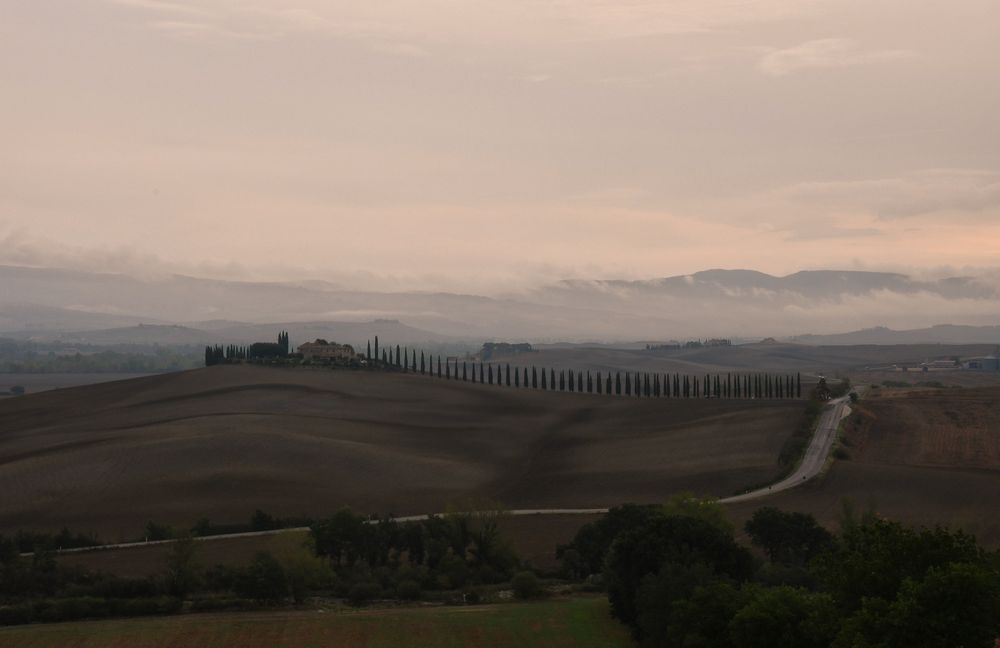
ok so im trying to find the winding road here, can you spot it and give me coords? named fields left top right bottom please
left=28, top=394, right=855, bottom=556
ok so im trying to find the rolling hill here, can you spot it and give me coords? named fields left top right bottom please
left=500, top=342, right=1000, bottom=374
left=726, top=385, right=1000, bottom=545
left=0, top=365, right=801, bottom=539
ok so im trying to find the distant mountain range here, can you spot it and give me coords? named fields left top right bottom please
left=1, top=320, right=454, bottom=349
left=1, top=265, right=997, bottom=343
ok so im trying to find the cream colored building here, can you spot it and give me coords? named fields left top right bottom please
left=297, top=339, right=356, bottom=362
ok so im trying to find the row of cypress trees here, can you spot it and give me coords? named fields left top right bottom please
left=205, top=331, right=291, bottom=366
left=366, top=337, right=802, bottom=399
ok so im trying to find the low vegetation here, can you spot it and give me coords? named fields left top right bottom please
left=0, top=597, right=631, bottom=648
left=0, top=504, right=528, bottom=627
left=0, top=339, right=200, bottom=373
left=558, top=497, right=1000, bottom=647
left=3, top=495, right=998, bottom=647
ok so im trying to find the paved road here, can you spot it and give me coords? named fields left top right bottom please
left=28, top=395, right=855, bottom=556
left=720, top=394, right=852, bottom=504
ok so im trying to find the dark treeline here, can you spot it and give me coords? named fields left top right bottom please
left=0, top=504, right=528, bottom=626
left=204, top=331, right=806, bottom=401
left=558, top=497, right=1000, bottom=648
left=205, top=331, right=290, bottom=366
left=371, top=337, right=804, bottom=400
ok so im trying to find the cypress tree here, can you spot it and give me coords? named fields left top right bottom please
left=606, top=373, right=612, bottom=394
left=560, top=371, right=566, bottom=391
left=420, top=351, right=425, bottom=375
left=446, top=359, right=451, bottom=380
left=567, top=370, right=574, bottom=392
left=615, top=372, right=622, bottom=395
left=367, top=340, right=371, bottom=361
left=396, top=345, right=401, bottom=368
left=488, top=364, right=493, bottom=385
left=532, top=367, right=538, bottom=388
left=797, top=373, right=802, bottom=398
left=515, top=365, right=520, bottom=387
left=463, top=362, right=468, bottom=381
left=437, top=356, right=442, bottom=378
left=524, top=367, right=529, bottom=388
left=588, top=371, right=594, bottom=393
left=413, top=353, right=417, bottom=373
left=374, top=335, right=379, bottom=361
left=550, top=368, right=556, bottom=390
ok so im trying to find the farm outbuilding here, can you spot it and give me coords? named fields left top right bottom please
left=962, top=356, right=1000, bottom=371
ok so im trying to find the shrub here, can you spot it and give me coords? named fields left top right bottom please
left=397, top=580, right=422, bottom=600
left=347, top=582, right=381, bottom=606
left=0, top=604, right=33, bottom=626
left=190, top=597, right=257, bottom=613
left=511, top=571, right=542, bottom=599
left=234, top=552, right=287, bottom=604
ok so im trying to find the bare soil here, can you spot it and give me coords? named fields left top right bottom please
left=0, top=365, right=800, bottom=540
left=727, top=386, right=1000, bottom=546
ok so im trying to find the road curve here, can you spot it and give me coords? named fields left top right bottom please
left=720, top=394, right=852, bottom=504
left=27, top=395, right=854, bottom=557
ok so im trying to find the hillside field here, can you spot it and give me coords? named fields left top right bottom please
left=0, top=597, right=630, bottom=648
left=0, top=365, right=801, bottom=539
left=503, top=342, right=1000, bottom=375
left=727, top=386, right=1000, bottom=545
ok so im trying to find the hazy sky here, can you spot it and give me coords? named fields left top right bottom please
left=2, top=0, right=999, bottom=291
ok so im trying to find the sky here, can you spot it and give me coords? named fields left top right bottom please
left=2, top=0, right=999, bottom=292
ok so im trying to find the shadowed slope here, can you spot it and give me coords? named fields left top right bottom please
left=0, top=365, right=800, bottom=538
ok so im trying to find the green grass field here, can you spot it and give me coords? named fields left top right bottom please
left=0, top=597, right=632, bottom=648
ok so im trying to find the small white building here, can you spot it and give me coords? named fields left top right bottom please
left=920, top=359, right=958, bottom=371
left=297, top=339, right=356, bottom=362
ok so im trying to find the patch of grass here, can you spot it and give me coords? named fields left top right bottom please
left=0, top=597, right=631, bottom=648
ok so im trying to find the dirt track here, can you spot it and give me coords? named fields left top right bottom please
left=0, top=365, right=800, bottom=539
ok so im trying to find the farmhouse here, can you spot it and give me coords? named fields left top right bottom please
left=962, top=356, right=1000, bottom=371
left=920, top=359, right=958, bottom=371
left=297, top=339, right=356, bottom=362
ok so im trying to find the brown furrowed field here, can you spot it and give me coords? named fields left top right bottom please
left=0, top=597, right=632, bottom=648
left=0, top=365, right=800, bottom=540
left=727, top=386, right=1000, bottom=545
